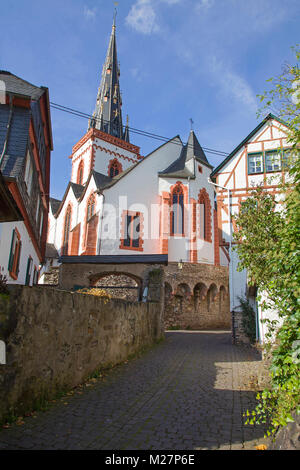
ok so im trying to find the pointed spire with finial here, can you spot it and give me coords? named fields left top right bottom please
left=89, top=6, right=129, bottom=142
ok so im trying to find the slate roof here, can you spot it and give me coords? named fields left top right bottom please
left=70, top=182, right=85, bottom=199
left=49, top=197, right=61, bottom=215
left=186, top=130, right=211, bottom=167
left=0, top=71, right=45, bottom=100
left=59, top=254, right=168, bottom=265
left=0, top=106, right=31, bottom=178
left=45, top=243, right=59, bottom=259
left=92, top=171, right=113, bottom=190
left=159, top=130, right=212, bottom=178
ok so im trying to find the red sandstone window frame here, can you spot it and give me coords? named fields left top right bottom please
left=62, top=205, right=72, bottom=255
left=119, top=210, right=144, bottom=252
left=108, top=158, right=122, bottom=178
left=198, top=188, right=212, bottom=243
left=77, top=160, right=84, bottom=185
left=170, top=182, right=185, bottom=237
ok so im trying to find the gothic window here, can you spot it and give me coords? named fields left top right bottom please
left=86, top=195, right=95, bottom=222
left=108, top=158, right=122, bottom=178
left=171, top=183, right=185, bottom=235
left=120, top=211, right=143, bottom=251
left=62, top=205, right=72, bottom=255
left=77, top=161, right=84, bottom=185
left=198, top=188, right=212, bottom=243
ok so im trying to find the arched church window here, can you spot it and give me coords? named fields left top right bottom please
left=87, top=194, right=96, bottom=221
left=77, top=161, right=84, bottom=185
left=198, top=188, right=212, bottom=243
left=108, top=158, right=122, bottom=178
left=62, top=205, right=72, bottom=255
left=171, top=182, right=185, bottom=235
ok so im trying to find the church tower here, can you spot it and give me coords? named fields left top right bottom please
left=69, top=16, right=141, bottom=187
left=88, top=15, right=130, bottom=142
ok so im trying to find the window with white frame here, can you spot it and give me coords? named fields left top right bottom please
left=248, top=153, right=263, bottom=174
left=265, top=150, right=281, bottom=172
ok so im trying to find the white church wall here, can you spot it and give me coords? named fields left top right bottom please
left=99, top=138, right=183, bottom=256
left=54, top=187, right=79, bottom=255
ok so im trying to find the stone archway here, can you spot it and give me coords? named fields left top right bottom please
left=193, top=282, right=208, bottom=315
left=207, top=283, right=218, bottom=312
left=90, top=272, right=142, bottom=301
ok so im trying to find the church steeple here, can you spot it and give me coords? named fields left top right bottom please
left=89, top=14, right=128, bottom=141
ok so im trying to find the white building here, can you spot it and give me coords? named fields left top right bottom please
left=211, top=114, right=294, bottom=343
left=45, top=19, right=223, bottom=279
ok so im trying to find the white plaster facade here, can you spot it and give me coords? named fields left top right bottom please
left=212, top=114, right=293, bottom=343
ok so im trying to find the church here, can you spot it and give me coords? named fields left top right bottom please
left=46, top=18, right=225, bottom=268
left=43, top=16, right=231, bottom=331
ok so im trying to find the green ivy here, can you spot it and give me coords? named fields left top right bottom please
left=235, top=45, right=300, bottom=439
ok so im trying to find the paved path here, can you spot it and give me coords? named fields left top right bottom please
left=0, top=331, right=267, bottom=450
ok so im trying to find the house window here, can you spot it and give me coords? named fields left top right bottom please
left=8, top=228, right=22, bottom=280
left=25, top=257, right=33, bottom=286
left=248, top=153, right=263, bottom=174
left=120, top=211, right=143, bottom=250
left=265, top=150, right=281, bottom=172
left=282, top=148, right=298, bottom=169
left=24, top=150, right=33, bottom=194
left=108, top=158, right=122, bottom=178
left=171, top=183, right=184, bottom=235
left=77, top=161, right=84, bottom=185
left=39, top=210, right=44, bottom=237
left=62, top=205, right=72, bottom=255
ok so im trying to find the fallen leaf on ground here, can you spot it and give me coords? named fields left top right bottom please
left=255, top=444, right=267, bottom=450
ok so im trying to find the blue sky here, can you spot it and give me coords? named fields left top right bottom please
left=1, top=0, right=299, bottom=199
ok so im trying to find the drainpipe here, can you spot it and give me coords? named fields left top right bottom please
left=207, top=178, right=234, bottom=312
left=96, top=190, right=105, bottom=255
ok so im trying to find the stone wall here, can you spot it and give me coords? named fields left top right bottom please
left=163, top=262, right=230, bottom=330
left=0, top=286, right=163, bottom=423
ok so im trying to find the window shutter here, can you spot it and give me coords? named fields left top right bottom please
left=16, top=241, right=22, bottom=276
left=25, top=257, right=32, bottom=286
left=8, top=230, right=16, bottom=272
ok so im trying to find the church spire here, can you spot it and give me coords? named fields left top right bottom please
left=89, top=14, right=128, bottom=141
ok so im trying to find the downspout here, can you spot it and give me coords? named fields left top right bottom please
left=0, top=94, right=14, bottom=166
left=96, top=190, right=105, bottom=255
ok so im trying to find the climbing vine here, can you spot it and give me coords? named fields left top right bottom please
left=233, top=46, right=300, bottom=438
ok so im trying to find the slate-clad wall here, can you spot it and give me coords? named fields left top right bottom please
left=0, top=286, right=163, bottom=423
left=0, top=105, right=30, bottom=178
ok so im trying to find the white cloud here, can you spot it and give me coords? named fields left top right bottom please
left=161, top=0, right=182, bottom=4
left=210, top=56, right=257, bottom=112
left=125, top=0, right=182, bottom=35
left=126, top=0, right=159, bottom=35
left=195, top=0, right=214, bottom=12
left=84, top=6, right=96, bottom=21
